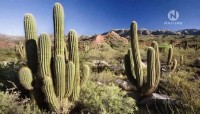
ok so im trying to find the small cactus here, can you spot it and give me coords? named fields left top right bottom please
left=81, top=64, right=90, bottom=87
left=167, top=47, right=173, bottom=66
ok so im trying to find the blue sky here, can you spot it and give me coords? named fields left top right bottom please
left=0, top=0, right=200, bottom=36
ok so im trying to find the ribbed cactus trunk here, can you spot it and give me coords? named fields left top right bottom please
left=68, top=30, right=80, bottom=101
left=24, top=14, right=38, bottom=74
left=54, top=55, right=66, bottom=100
left=38, top=33, right=59, bottom=111
left=53, top=3, right=65, bottom=56
left=130, top=21, right=143, bottom=89
left=53, top=3, right=66, bottom=99
left=144, top=47, right=155, bottom=95
left=151, top=41, right=160, bottom=88
left=65, top=61, right=75, bottom=97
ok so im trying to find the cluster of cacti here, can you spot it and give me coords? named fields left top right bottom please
left=166, top=47, right=177, bottom=72
left=124, top=21, right=160, bottom=96
left=18, top=3, right=89, bottom=112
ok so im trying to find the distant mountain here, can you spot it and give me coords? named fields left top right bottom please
left=102, top=29, right=200, bottom=37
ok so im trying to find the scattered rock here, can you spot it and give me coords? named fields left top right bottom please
left=115, top=79, right=135, bottom=91
left=92, top=60, right=111, bottom=67
left=139, top=93, right=176, bottom=106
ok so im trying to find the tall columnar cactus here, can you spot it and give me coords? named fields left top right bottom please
left=130, top=21, right=143, bottom=89
left=167, top=47, right=173, bottom=66
left=124, top=21, right=160, bottom=96
left=18, top=3, right=90, bottom=112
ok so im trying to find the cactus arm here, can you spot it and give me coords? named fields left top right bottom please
left=65, top=61, right=75, bottom=97
left=18, top=67, right=33, bottom=90
left=124, top=48, right=137, bottom=85
left=24, top=14, right=38, bottom=74
left=151, top=41, right=160, bottom=88
left=68, top=30, right=80, bottom=101
left=143, top=47, right=156, bottom=95
left=42, top=76, right=60, bottom=112
left=130, top=21, right=143, bottom=89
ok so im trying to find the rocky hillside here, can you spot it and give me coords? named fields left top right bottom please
left=0, top=33, right=23, bottom=48
left=102, top=29, right=200, bottom=37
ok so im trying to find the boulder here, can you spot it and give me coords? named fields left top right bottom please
left=139, top=93, right=175, bottom=106
left=115, top=79, right=135, bottom=91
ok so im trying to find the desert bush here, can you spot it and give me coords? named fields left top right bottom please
left=0, top=61, right=22, bottom=91
left=0, top=90, right=41, bottom=114
left=159, top=70, right=200, bottom=113
left=91, top=70, right=117, bottom=84
left=84, top=43, right=117, bottom=61
left=0, top=48, right=17, bottom=61
left=79, top=81, right=138, bottom=114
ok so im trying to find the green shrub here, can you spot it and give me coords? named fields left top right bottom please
left=79, top=81, right=138, bottom=114
left=0, top=90, right=41, bottom=114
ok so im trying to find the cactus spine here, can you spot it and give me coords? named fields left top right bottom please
left=124, top=21, right=160, bottom=95
left=18, top=3, right=89, bottom=112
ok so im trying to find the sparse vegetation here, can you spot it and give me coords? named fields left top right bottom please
left=0, top=2, right=200, bottom=114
